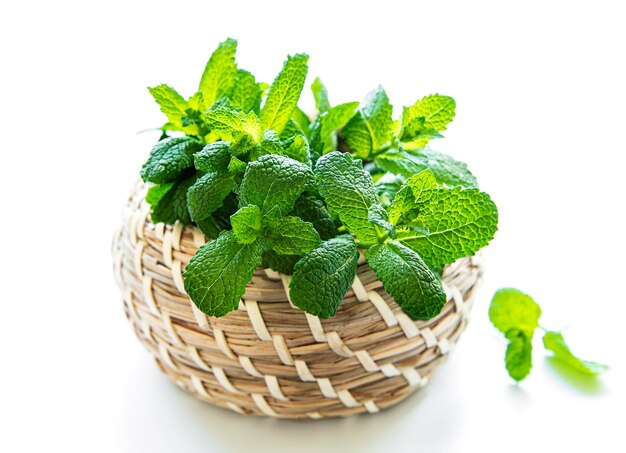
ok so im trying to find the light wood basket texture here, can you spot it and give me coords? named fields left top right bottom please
left=112, top=184, right=484, bottom=419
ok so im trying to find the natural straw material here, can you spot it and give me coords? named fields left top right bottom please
left=112, top=183, right=484, bottom=419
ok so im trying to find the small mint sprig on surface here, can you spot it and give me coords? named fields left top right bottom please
left=489, top=288, right=609, bottom=382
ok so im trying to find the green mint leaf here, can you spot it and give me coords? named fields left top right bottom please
left=388, top=169, right=438, bottom=226
left=264, top=216, right=321, bottom=255
left=228, top=156, right=247, bottom=174
left=410, top=148, right=477, bottom=188
left=366, top=240, right=446, bottom=319
left=314, top=151, right=379, bottom=245
left=280, top=118, right=304, bottom=140
left=321, top=102, right=360, bottom=140
left=146, top=182, right=174, bottom=207
left=261, top=250, right=300, bottom=275
left=376, top=148, right=477, bottom=189
left=230, top=69, right=262, bottom=113
left=289, top=236, right=359, bottom=318
left=543, top=331, right=609, bottom=376
left=187, top=91, right=206, bottom=112
left=400, top=94, right=455, bottom=149
left=282, top=134, right=311, bottom=165
left=199, top=38, right=238, bottom=106
left=288, top=107, right=311, bottom=138
left=310, top=102, right=360, bottom=158
left=505, top=328, right=533, bottom=381
left=203, top=107, right=261, bottom=142
left=311, top=77, right=330, bottom=113
left=239, top=154, right=312, bottom=216
left=231, top=205, right=262, bottom=244
left=342, top=86, right=393, bottom=159
left=258, top=130, right=284, bottom=156
left=399, top=115, right=443, bottom=143
left=230, top=134, right=257, bottom=157
left=489, top=288, right=542, bottom=335
left=187, top=172, right=236, bottom=222
left=193, top=141, right=231, bottom=173
left=148, top=84, right=190, bottom=130
left=141, top=137, right=202, bottom=184
left=403, top=94, right=456, bottom=132
left=195, top=216, right=223, bottom=239
left=396, top=186, right=499, bottom=267
left=375, top=151, right=426, bottom=179
left=184, top=230, right=262, bottom=317
left=368, top=204, right=395, bottom=239
left=291, top=193, right=337, bottom=240
left=261, top=53, right=309, bottom=133
left=375, top=172, right=405, bottom=206
left=149, top=172, right=199, bottom=225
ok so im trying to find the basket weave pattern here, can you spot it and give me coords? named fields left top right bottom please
left=112, top=184, right=484, bottom=419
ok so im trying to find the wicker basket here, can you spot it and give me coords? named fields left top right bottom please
left=112, top=183, right=484, bottom=419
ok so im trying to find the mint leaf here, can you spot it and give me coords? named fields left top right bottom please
left=410, top=148, right=477, bottom=188
left=193, top=141, right=231, bottom=173
left=291, top=193, right=337, bottom=240
left=282, top=134, right=311, bottom=164
left=146, top=182, right=174, bottom=207
left=261, top=53, right=309, bottom=134
left=400, top=94, right=455, bottom=149
left=342, top=86, right=393, bottom=159
left=311, top=77, right=330, bottom=113
left=489, top=288, right=542, bottom=335
left=367, top=240, right=446, bottom=319
left=203, top=107, right=261, bottom=142
left=149, top=172, right=199, bottom=225
left=376, top=148, right=477, bottom=188
left=375, top=172, right=405, bottom=206
left=184, top=230, right=262, bottom=317
left=239, top=154, right=311, bottom=216
left=148, top=84, right=189, bottom=129
left=258, top=130, right=284, bottom=156
left=543, top=331, right=609, bottom=376
left=396, top=184, right=499, bottom=267
left=230, top=69, right=262, bottom=113
left=187, top=172, right=236, bottom=222
left=311, top=102, right=360, bottom=157
left=199, top=38, right=238, bottom=106
left=264, top=216, right=321, bottom=255
left=141, top=137, right=202, bottom=184
left=262, top=250, right=300, bottom=275
left=314, top=151, right=379, bottom=245
left=404, top=94, right=456, bottom=132
left=368, top=204, right=395, bottom=239
left=228, top=155, right=247, bottom=174
left=399, top=115, right=443, bottom=143
left=187, top=91, right=205, bottom=112
left=505, top=329, right=533, bottom=381
left=231, top=205, right=262, bottom=244
left=388, top=169, right=438, bottom=226
left=290, top=236, right=359, bottom=318
left=195, top=216, right=223, bottom=239
left=289, top=107, right=312, bottom=137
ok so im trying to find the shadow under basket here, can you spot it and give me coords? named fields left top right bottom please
left=112, top=183, right=484, bottom=419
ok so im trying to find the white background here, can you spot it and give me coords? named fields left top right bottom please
left=1, top=1, right=625, bottom=452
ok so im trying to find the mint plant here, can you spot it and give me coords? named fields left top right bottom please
left=140, top=38, right=499, bottom=320
left=490, top=288, right=609, bottom=381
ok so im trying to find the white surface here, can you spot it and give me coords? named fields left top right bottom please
left=1, top=1, right=625, bottom=452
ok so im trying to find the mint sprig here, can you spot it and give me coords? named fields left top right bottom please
left=490, top=288, right=609, bottom=382
left=141, top=38, right=499, bottom=320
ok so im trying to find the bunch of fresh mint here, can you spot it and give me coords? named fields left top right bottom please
left=490, top=288, right=609, bottom=381
left=140, top=38, right=499, bottom=320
